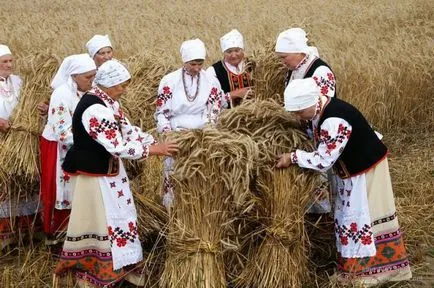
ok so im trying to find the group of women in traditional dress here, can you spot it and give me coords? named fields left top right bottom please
left=0, top=27, right=411, bottom=287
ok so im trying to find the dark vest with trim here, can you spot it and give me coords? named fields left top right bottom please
left=285, top=57, right=337, bottom=98
left=317, top=97, right=387, bottom=178
left=212, top=60, right=253, bottom=107
left=62, top=93, right=119, bottom=176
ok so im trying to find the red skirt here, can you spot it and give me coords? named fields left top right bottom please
left=39, top=136, right=70, bottom=236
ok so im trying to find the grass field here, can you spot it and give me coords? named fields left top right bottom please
left=1, top=0, right=433, bottom=287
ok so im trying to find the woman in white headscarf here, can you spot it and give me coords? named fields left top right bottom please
left=0, top=44, right=40, bottom=250
left=276, top=78, right=412, bottom=286
left=39, top=54, right=97, bottom=244
left=86, top=34, right=114, bottom=68
left=206, top=29, right=254, bottom=108
left=155, top=38, right=225, bottom=207
left=276, top=28, right=338, bottom=213
left=275, top=27, right=337, bottom=97
left=55, top=60, right=178, bottom=287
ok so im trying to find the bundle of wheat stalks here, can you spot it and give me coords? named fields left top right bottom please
left=0, top=53, right=60, bottom=183
left=120, top=53, right=173, bottom=181
left=160, top=127, right=259, bottom=288
left=217, top=100, right=318, bottom=287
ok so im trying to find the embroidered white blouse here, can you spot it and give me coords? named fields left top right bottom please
left=79, top=87, right=156, bottom=270
left=155, top=68, right=225, bottom=133
left=0, top=74, right=21, bottom=119
left=291, top=98, right=376, bottom=258
left=41, top=79, right=83, bottom=209
left=287, top=51, right=336, bottom=97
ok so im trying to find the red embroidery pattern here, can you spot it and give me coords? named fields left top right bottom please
left=157, top=86, right=172, bottom=107
left=313, top=73, right=336, bottom=96
left=335, top=220, right=373, bottom=246
left=290, top=152, right=298, bottom=164
left=207, top=87, right=222, bottom=115
left=319, top=124, right=351, bottom=155
left=88, top=116, right=119, bottom=144
left=107, top=222, right=139, bottom=248
left=94, top=87, right=115, bottom=105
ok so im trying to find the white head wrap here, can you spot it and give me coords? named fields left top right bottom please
left=86, top=35, right=113, bottom=58
left=220, top=29, right=244, bottom=52
left=284, top=78, right=320, bottom=111
left=0, top=45, right=12, bottom=57
left=275, top=28, right=309, bottom=54
left=51, top=54, right=97, bottom=90
left=94, top=59, right=131, bottom=88
left=180, top=39, right=206, bottom=63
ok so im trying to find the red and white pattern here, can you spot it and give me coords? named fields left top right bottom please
left=42, top=81, right=82, bottom=209
left=79, top=87, right=155, bottom=269
left=287, top=51, right=336, bottom=98
left=155, top=68, right=224, bottom=133
left=83, top=87, right=155, bottom=160
left=156, top=68, right=225, bottom=208
left=292, top=99, right=376, bottom=257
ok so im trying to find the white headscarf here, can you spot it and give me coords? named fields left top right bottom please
left=51, top=54, right=96, bottom=90
left=0, top=45, right=12, bottom=57
left=94, top=59, right=131, bottom=88
left=220, top=29, right=244, bottom=52
left=86, top=35, right=113, bottom=58
left=275, top=27, right=309, bottom=54
left=284, top=78, right=320, bottom=111
left=180, top=39, right=206, bottom=63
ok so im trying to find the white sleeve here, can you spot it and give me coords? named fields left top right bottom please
left=82, top=104, right=154, bottom=160
left=47, top=92, right=74, bottom=148
left=292, top=117, right=352, bottom=172
left=312, top=66, right=337, bottom=97
left=206, top=66, right=230, bottom=108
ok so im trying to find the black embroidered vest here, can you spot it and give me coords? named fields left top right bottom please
left=317, top=97, right=387, bottom=178
left=212, top=60, right=253, bottom=107
left=62, top=93, right=119, bottom=176
left=285, top=57, right=338, bottom=98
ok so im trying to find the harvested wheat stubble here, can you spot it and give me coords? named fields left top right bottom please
left=159, top=127, right=259, bottom=288
left=217, top=100, right=318, bottom=287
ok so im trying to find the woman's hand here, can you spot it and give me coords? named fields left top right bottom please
left=149, top=140, right=179, bottom=157
left=0, top=118, right=10, bottom=132
left=37, top=101, right=49, bottom=117
left=230, top=87, right=252, bottom=100
left=275, top=153, right=292, bottom=168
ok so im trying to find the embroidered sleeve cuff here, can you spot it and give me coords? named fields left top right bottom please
left=141, top=144, right=150, bottom=160
left=291, top=151, right=298, bottom=164
left=162, top=126, right=172, bottom=133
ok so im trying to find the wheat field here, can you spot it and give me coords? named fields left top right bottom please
left=1, top=0, right=433, bottom=287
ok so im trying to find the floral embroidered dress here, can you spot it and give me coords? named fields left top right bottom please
left=40, top=79, right=81, bottom=236
left=155, top=68, right=225, bottom=207
left=55, top=87, right=155, bottom=287
left=1, top=74, right=40, bottom=249
left=291, top=96, right=411, bottom=284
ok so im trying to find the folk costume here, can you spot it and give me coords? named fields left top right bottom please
left=40, top=54, right=96, bottom=241
left=0, top=44, right=40, bottom=250
left=276, top=28, right=336, bottom=97
left=55, top=60, right=154, bottom=287
left=156, top=39, right=225, bottom=207
left=285, top=78, right=412, bottom=286
left=206, top=29, right=253, bottom=108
